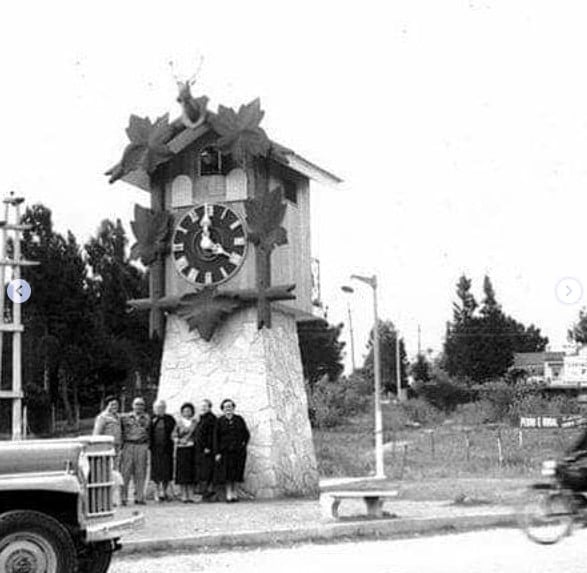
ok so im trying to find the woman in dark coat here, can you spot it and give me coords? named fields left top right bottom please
left=173, top=402, right=197, bottom=503
left=214, top=399, right=250, bottom=502
left=194, top=399, right=217, bottom=500
left=149, top=400, right=176, bottom=502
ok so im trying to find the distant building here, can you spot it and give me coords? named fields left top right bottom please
left=511, top=351, right=565, bottom=385
left=511, top=346, right=587, bottom=389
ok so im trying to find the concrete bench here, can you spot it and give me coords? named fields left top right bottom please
left=320, top=490, right=399, bottom=519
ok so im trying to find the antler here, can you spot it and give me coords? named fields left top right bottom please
left=168, top=57, right=208, bottom=129
left=187, top=56, right=204, bottom=86
left=168, top=60, right=183, bottom=88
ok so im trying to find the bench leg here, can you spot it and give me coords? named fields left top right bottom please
left=365, top=497, right=383, bottom=518
left=331, top=499, right=341, bottom=519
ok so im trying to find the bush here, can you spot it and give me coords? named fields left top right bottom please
left=401, top=398, right=445, bottom=426
left=474, top=379, right=517, bottom=422
left=453, top=400, right=499, bottom=425
left=307, top=373, right=371, bottom=428
left=513, top=393, right=579, bottom=418
left=473, top=379, right=559, bottom=424
left=412, top=369, right=472, bottom=412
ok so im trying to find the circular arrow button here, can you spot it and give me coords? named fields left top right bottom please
left=556, top=277, right=583, bottom=305
left=7, top=279, right=31, bottom=304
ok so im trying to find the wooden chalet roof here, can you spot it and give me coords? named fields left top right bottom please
left=112, top=113, right=343, bottom=192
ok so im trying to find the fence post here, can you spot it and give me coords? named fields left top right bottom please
left=464, top=430, right=471, bottom=462
left=518, top=427, right=523, bottom=449
left=399, top=444, right=408, bottom=480
left=497, top=428, right=504, bottom=468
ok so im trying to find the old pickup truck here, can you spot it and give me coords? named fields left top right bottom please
left=0, top=435, right=143, bottom=573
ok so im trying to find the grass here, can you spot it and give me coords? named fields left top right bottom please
left=313, top=402, right=583, bottom=503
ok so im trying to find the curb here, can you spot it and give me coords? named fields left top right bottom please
left=119, top=512, right=518, bottom=555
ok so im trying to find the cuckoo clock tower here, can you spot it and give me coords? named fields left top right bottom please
left=107, top=80, right=340, bottom=498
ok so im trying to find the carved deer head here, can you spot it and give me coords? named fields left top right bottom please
left=169, top=59, right=207, bottom=128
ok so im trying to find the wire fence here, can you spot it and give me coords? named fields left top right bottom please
left=379, top=423, right=584, bottom=480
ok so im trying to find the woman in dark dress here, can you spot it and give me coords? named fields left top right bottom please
left=149, top=400, right=176, bottom=502
left=173, top=402, right=197, bottom=503
left=214, top=399, right=250, bottom=502
left=194, top=399, right=217, bottom=500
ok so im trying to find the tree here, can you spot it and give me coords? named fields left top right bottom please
left=443, top=275, right=548, bottom=383
left=569, top=309, right=587, bottom=344
left=85, top=219, right=161, bottom=406
left=411, top=353, right=431, bottom=383
left=453, top=275, right=478, bottom=322
left=20, top=205, right=97, bottom=430
left=298, top=320, right=345, bottom=393
left=363, top=320, right=408, bottom=394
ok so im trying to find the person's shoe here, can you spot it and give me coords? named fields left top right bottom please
left=135, top=500, right=146, bottom=505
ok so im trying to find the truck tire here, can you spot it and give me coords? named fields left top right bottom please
left=78, top=541, right=113, bottom=573
left=0, top=510, right=78, bottom=573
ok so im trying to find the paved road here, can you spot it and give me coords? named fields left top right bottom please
left=111, top=528, right=587, bottom=573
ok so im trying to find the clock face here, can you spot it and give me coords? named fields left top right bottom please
left=171, top=203, right=248, bottom=287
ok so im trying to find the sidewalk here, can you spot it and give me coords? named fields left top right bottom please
left=117, top=493, right=519, bottom=555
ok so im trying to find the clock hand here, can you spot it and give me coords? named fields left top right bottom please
left=200, top=203, right=211, bottom=233
left=210, top=242, right=231, bottom=257
left=200, top=203, right=213, bottom=250
left=200, top=234, right=215, bottom=251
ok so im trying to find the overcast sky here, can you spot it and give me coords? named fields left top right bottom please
left=2, top=1, right=587, bottom=368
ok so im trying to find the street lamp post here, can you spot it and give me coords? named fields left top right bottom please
left=340, top=286, right=356, bottom=372
left=349, top=274, right=385, bottom=479
left=396, top=328, right=403, bottom=402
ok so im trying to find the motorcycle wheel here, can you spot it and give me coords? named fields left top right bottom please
left=519, top=489, right=574, bottom=545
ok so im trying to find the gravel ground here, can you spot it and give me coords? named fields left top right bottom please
left=111, top=527, right=587, bottom=573
left=117, top=497, right=514, bottom=543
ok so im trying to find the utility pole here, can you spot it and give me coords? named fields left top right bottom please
left=347, top=301, right=356, bottom=372
left=396, top=329, right=403, bottom=402
left=0, top=192, right=38, bottom=440
left=340, top=286, right=356, bottom=372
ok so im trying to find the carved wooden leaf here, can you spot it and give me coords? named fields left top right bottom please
left=176, top=290, right=244, bottom=341
left=245, top=186, right=288, bottom=249
left=107, top=114, right=175, bottom=183
left=209, top=99, right=271, bottom=162
left=129, top=204, right=172, bottom=266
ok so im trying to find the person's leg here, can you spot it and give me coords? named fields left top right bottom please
left=120, top=445, right=132, bottom=506
left=134, top=444, right=148, bottom=504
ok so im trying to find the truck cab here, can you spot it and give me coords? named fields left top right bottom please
left=0, top=435, right=143, bottom=573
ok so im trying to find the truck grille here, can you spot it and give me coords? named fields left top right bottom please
left=86, top=453, right=114, bottom=517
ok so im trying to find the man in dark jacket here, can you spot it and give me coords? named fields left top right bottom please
left=194, top=399, right=217, bottom=500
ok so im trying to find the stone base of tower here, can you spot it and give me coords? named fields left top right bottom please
left=157, top=306, right=320, bottom=499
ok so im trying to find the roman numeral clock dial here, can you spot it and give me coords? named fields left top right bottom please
left=171, top=203, right=248, bottom=287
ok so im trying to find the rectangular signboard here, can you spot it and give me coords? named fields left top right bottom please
left=519, top=415, right=584, bottom=429
left=564, top=357, right=587, bottom=384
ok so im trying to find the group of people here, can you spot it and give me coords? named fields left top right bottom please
left=93, top=395, right=250, bottom=504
